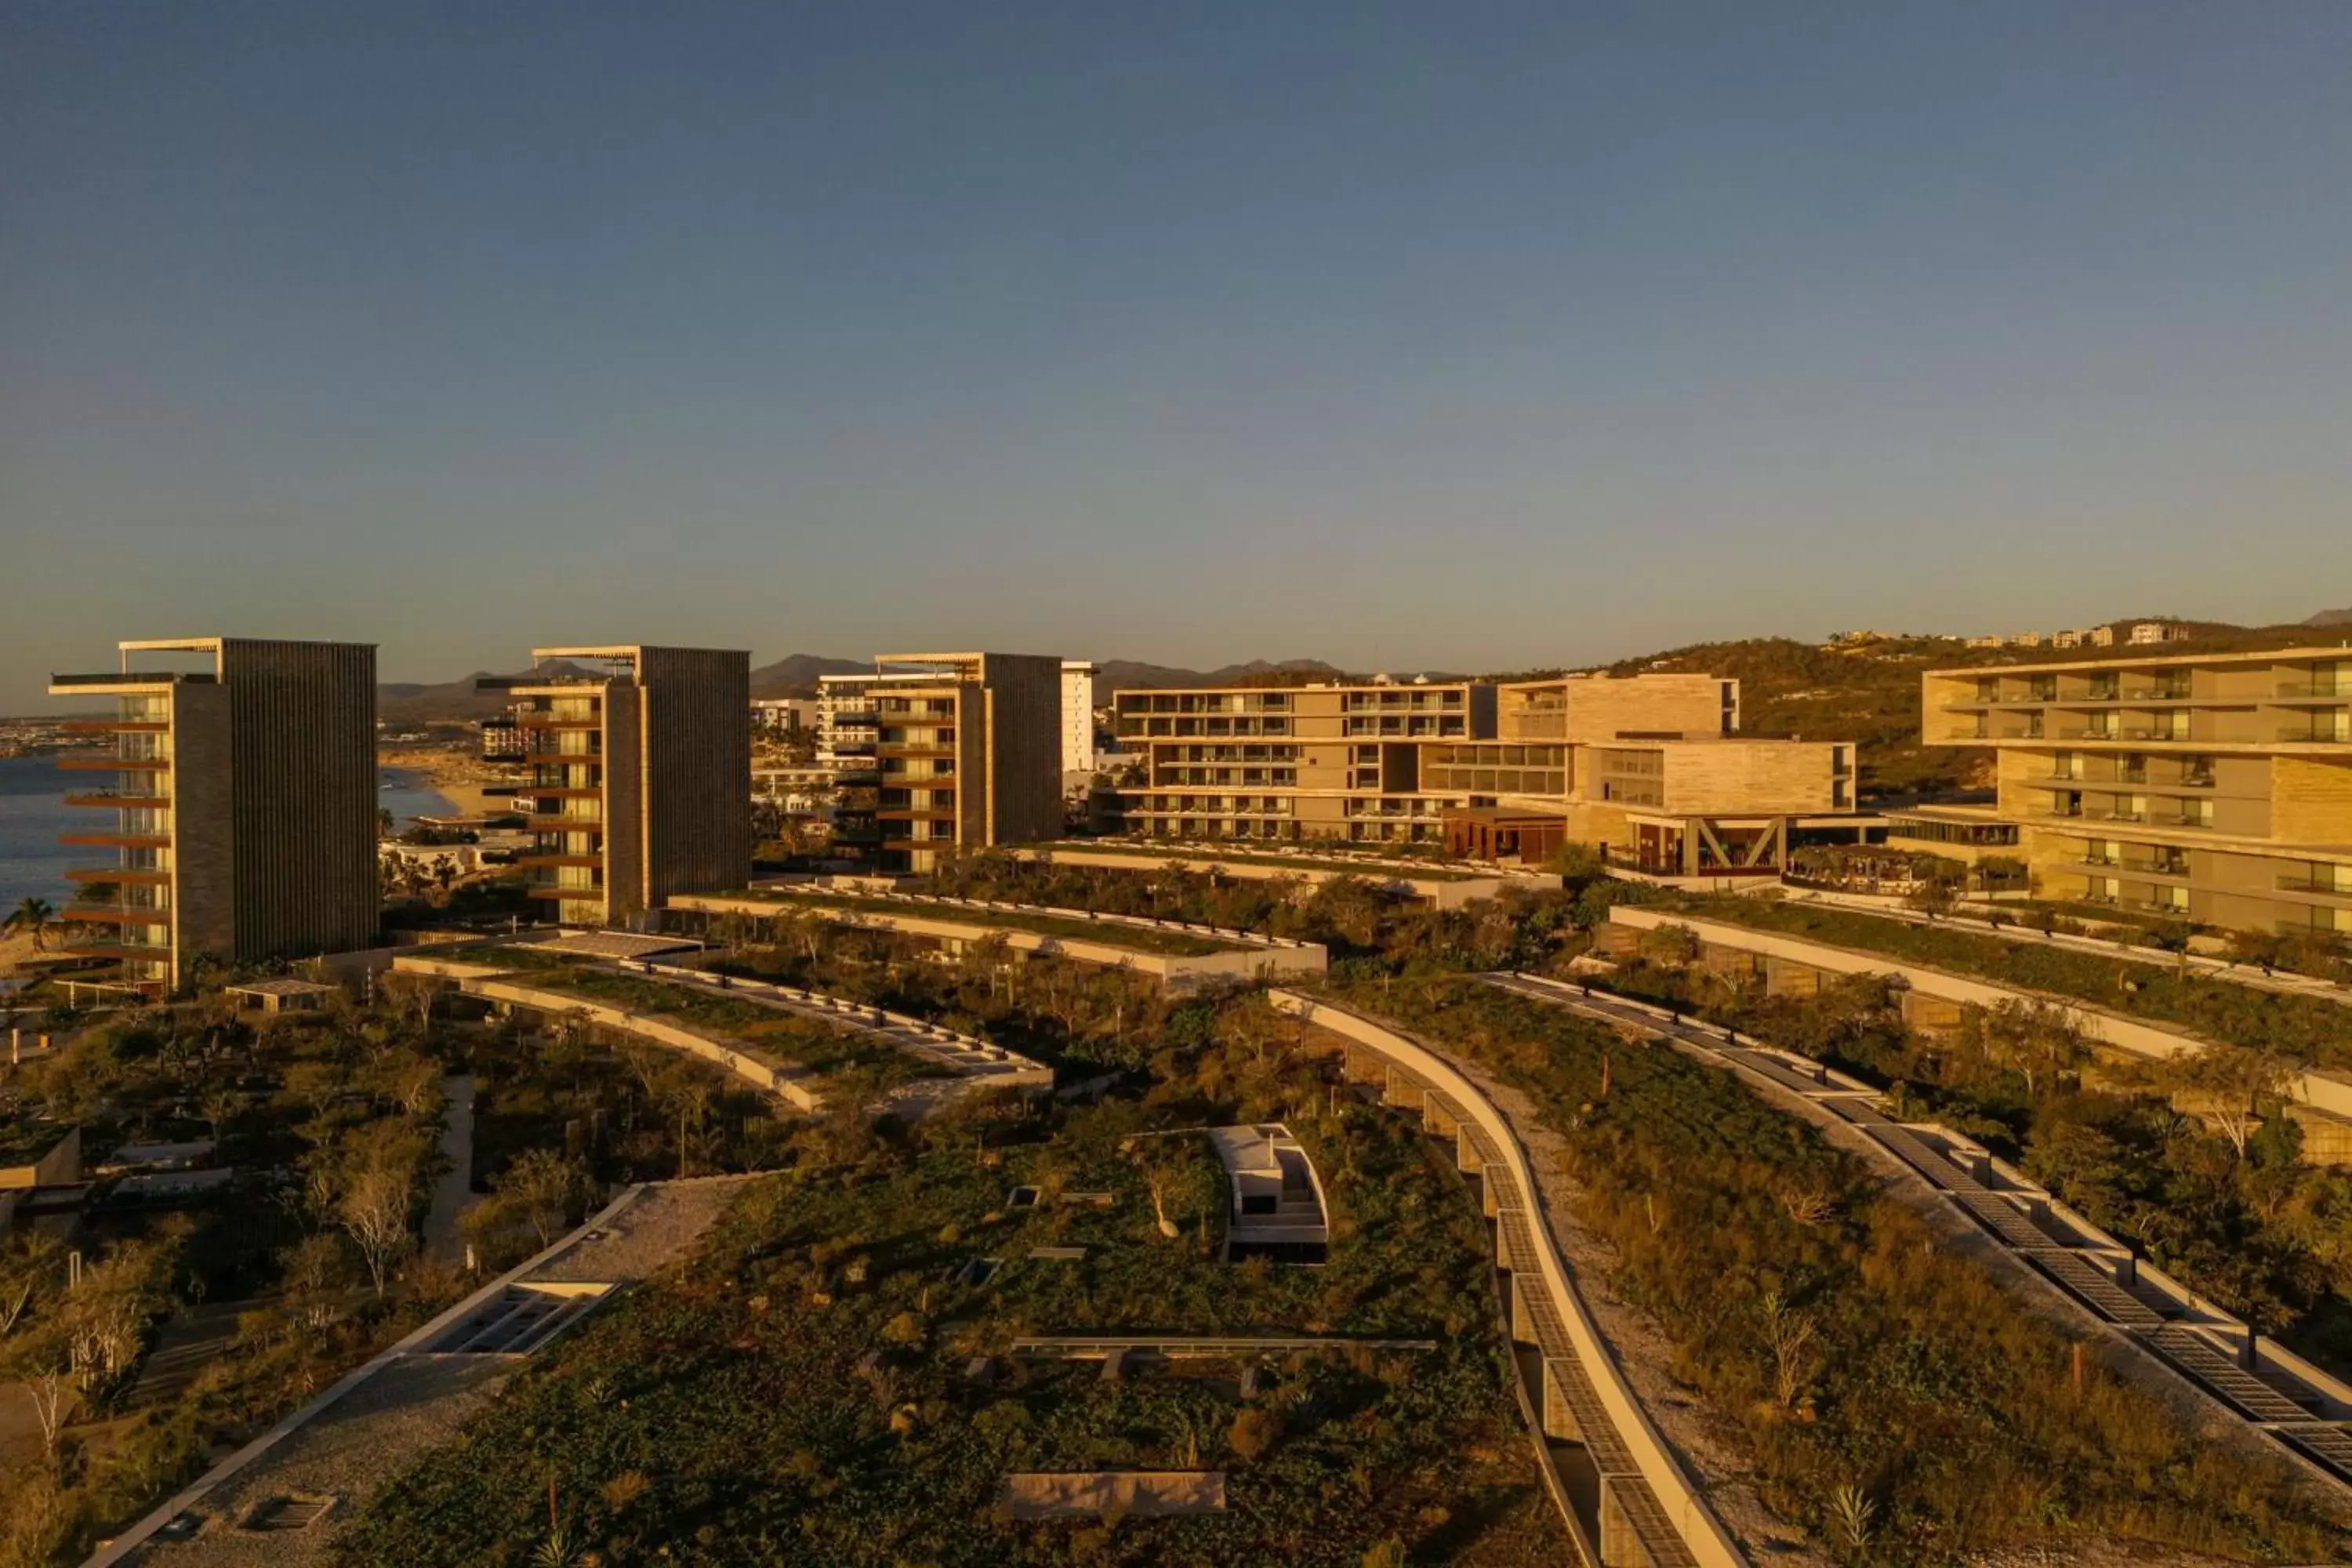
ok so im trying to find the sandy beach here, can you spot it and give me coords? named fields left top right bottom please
left=377, top=746, right=521, bottom=819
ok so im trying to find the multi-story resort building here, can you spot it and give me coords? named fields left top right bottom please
left=1113, top=669, right=1864, bottom=871
left=1922, top=646, right=2352, bottom=935
left=1441, top=674, right=1860, bottom=874
left=813, top=653, right=1062, bottom=874
left=1113, top=677, right=1497, bottom=844
left=48, top=637, right=378, bottom=996
left=1060, top=659, right=1099, bottom=775
left=479, top=645, right=750, bottom=927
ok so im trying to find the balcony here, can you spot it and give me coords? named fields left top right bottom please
left=62, top=940, right=172, bottom=962
left=2278, top=873, right=2352, bottom=898
left=516, top=853, right=604, bottom=869
left=2277, top=725, right=2351, bottom=744
left=64, top=789, right=170, bottom=809
left=526, top=884, right=605, bottom=902
left=49, top=671, right=211, bottom=688
left=65, top=867, right=168, bottom=885
left=62, top=903, right=170, bottom=926
left=514, top=715, right=602, bottom=730
left=521, top=752, right=602, bottom=766
left=56, top=753, right=170, bottom=771
left=524, top=815, right=604, bottom=833
left=57, top=719, right=169, bottom=734
left=2274, top=682, right=2347, bottom=699
left=60, top=830, right=170, bottom=850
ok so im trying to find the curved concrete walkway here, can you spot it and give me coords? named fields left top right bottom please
left=1269, top=989, right=1741, bottom=1568
left=1485, top=971, right=2352, bottom=1494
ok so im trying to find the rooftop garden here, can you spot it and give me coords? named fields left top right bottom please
left=0, top=1112, right=71, bottom=1168
left=1587, top=938, right=2352, bottom=1384
left=1052, top=841, right=1490, bottom=880
left=455, top=958, right=943, bottom=1085
left=331, top=994, right=1559, bottom=1568
left=1667, top=895, right=2352, bottom=1071
left=1326, top=975, right=2350, bottom=1564
left=710, top=891, right=1261, bottom=957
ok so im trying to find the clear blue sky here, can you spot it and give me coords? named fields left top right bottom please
left=5, top=1, right=2351, bottom=710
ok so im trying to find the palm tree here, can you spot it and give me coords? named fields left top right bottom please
left=6, top=897, right=56, bottom=953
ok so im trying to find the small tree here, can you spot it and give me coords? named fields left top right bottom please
left=340, top=1156, right=416, bottom=1294
left=6, top=896, right=56, bottom=953
left=497, top=1149, right=593, bottom=1250
left=377, top=971, right=444, bottom=1035
left=2161, top=1044, right=2299, bottom=1161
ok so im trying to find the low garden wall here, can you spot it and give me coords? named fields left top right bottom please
left=673, top=891, right=1327, bottom=989
left=1607, top=907, right=2352, bottom=1120
left=1014, top=845, right=1554, bottom=909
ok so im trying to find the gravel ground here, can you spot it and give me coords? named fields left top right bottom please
left=127, top=1357, right=515, bottom=1568
left=528, top=1174, right=762, bottom=1284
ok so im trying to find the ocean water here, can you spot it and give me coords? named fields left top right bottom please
left=0, top=755, right=463, bottom=909
left=0, top=755, right=77, bottom=907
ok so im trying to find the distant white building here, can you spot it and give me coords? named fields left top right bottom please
left=1061, top=660, right=1098, bottom=775
left=750, top=696, right=818, bottom=735
left=2129, top=621, right=2186, bottom=645
left=2090, top=626, right=2117, bottom=646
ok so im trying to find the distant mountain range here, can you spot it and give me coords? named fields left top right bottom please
left=748, top=654, right=870, bottom=696
left=377, top=608, right=2349, bottom=724
left=382, top=654, right=1373, bottom=720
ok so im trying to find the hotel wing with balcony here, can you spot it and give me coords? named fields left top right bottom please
left=48, top=637, right=376, bottom=996
left=1922, top=648, right=2352, bottom=935
left=480, top=645, right=749, bottom=927
left=1113, top=680, right=1498, bottom=844
left=862, top=652, right=1062, bottom=874
left=1111, top=668, right=1865, bottom=873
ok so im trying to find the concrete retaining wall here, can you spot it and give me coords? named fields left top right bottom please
left=464, top=978, right=825, bottom=1112
left=673, top=893, right=1327, bottom=989
left=1011, top=846, right=1556, bottom=909
left=1608, top=907, right=2352, bottom=1119
left=1266, top=989, right=1744, bottom=1568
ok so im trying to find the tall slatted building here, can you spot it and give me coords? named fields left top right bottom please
left=479, top=644, right=750, bottom=926
left=49, top=637, right=378, bottom=995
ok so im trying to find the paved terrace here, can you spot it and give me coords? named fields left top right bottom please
left=1484, top=972, right=2352, bottom=1494
left=1268, top=990, right=1740, bottom=1568
left=93, top=1178, right=756, bottom=1567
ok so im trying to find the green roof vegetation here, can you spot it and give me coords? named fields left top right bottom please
left=0, top=1115, right=69, bottom=1168
left=332, top=1049, right=1556, bottom=1566
left=1331, top=975, right=2348, bottom=1563
left=495, top=963, right=945, bottom=1083
left=741, top=892, right=1260, bottom=956
left=1670, top=896, right=2352, bottom=1070
left=1062, top=844, right=1489, bottom=880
